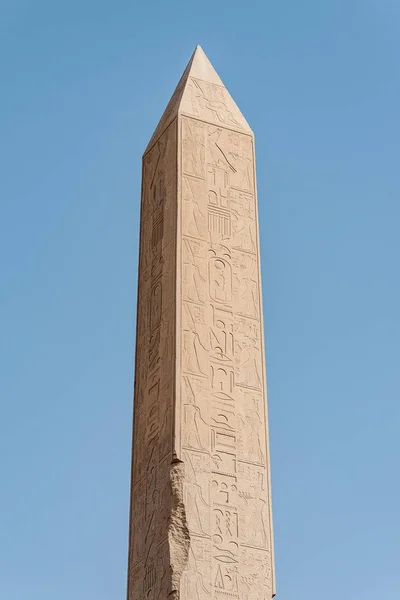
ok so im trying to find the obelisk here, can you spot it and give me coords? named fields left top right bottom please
left=127, top=46, right=275, bottom=600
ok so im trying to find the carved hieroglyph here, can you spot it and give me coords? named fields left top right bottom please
left=127, top=46, right=275, bottom=600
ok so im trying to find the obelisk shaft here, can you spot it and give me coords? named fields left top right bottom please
left=127, top=47, right=275, bottom=600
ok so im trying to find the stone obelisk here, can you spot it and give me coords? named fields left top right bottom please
left=127, top=46, right=275, bottom=600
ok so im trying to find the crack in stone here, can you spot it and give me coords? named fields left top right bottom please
left=168, top=459, right=190, bottom=599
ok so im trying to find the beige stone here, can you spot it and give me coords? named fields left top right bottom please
left=127, top=46, right=275, bottom=600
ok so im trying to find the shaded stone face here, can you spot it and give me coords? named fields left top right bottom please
left=127, top=46, right=275, bottom=600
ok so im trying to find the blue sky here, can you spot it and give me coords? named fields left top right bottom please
left=1, top=1, right=399, bottom=599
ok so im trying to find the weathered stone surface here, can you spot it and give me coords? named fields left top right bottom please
left=127, top=46, right=275, bottom=600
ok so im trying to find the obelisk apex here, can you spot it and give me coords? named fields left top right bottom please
left=128, top=47, right=275, bottom=599
left=145, top=45, right=252, bottom=154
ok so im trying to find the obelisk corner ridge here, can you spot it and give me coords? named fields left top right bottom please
left=143, top=46, right=252, bottom=155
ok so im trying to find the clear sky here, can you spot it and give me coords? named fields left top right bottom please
left=1, top=1, right=399, bottom=599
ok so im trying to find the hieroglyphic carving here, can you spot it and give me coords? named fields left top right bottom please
left=179, top=109, right=274, bottom=599
left=240, top=547, right=273, bottom=600
left=181, top=76, right=248, bottom=131
left=128, top=47, right=274, bottom=600
left=127, top=120, right=177, bottom=600
left=208, top=246, right=232, bottom=305
left=183, top=303, right=209, bottom=377
left=236, top=389, right=266, bottom=466
left=233, top=250, right=260, bottom=320
left=183, top=450, right=211, bottom=536
left=180, top=543, right=211, bottom=600
left=183, top=176, right=208, bottom=240
left=210, top=306, right=234, bottom=362
left=182, top=376, right=209, bottom=451
left=207, top=165, right=231, bottom=240
left=182, top=117, right=206, bottom=178
left=183, top=238, right=207, bottom=304
left=230, top=189, right=257, bottom=253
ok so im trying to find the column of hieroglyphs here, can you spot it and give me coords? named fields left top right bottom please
left=127, top=46, right=275, bottom=600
